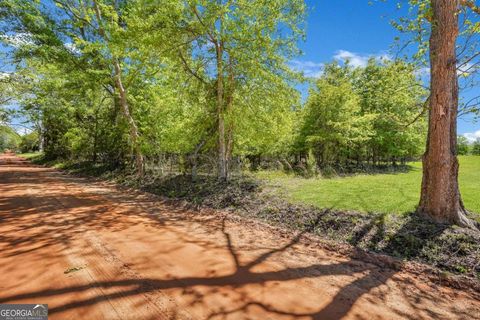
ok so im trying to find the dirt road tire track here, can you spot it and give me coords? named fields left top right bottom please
left=0, top=153, right=479, bottom=319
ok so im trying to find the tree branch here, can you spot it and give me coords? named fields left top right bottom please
left=460, top=0, right=480, bottom=15
left=178, top=50, right=209, bottom=85
left=405, top=95, right=430, bottom=127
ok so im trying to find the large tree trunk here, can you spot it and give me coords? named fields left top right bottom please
left=418, top=0, right=476, bottom=229
left=113, top=59, right=144, bottom=177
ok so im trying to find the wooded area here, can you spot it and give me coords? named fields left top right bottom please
left=1, top=1, right=480, bottom=318
left=1, top=0, right=480, bottom=229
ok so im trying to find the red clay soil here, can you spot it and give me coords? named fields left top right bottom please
left=0, top=153, right=479, bottom=320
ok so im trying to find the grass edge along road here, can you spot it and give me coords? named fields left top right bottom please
left=20, top=152, right=480, bottom=218
left=17, top=152, right=480, bottom=278
left=257, top=156, right=480, bottom=217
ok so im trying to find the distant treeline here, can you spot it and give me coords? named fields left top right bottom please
left=458, top=136, right=480, bottom=156
left=1, top=0, right=434, bottom=178
left=17, top=60, right=431, bottom=176
left=0, top=125, right=20, bottom=152
left=293, top=61, right=427, bottom=173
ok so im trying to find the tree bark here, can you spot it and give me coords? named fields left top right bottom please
left=92, top=0, right=144, bottom=177
left=92, top=115, right=98, bottom=163
left=113, top=59, right=144, bottom=177
left=216, top=42, right=228, bottom=181
left=225, top=55, right=235, bottom=174
left=38, top=122, right=44, bottom=152
left=190, top=137, right=206, bottom=182
left=418, top=0, right=476, bottom=229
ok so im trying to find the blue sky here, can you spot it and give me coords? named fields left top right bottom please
left=295, top=0, right=480, bottom=140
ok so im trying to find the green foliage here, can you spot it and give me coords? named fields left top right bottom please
left=298, top=63, right=373, bottom=168
left=234, top=79, right=300, bottom=157
left=19, top=131, right=39, bottom=153
left=0, top=125, right=20, bottom=151
left=472, top=139, right=480, bottom=155
left=296, top=60, right=427, bottom=172
left=0, top=0, right=433, bottom=181
left=0, top=0, right=306, bottom=176
left=457, top=135, right=471, bottom=155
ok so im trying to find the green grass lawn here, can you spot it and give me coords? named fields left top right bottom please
left=257, top=156, right=480, bottom=215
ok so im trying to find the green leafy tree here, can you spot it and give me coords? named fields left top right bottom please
left=472, top=138, right=480, bottom=155
left=0, top=125, right=20, bottom=151
left=457, top=135, right=470, bottom=155
left=297, top=60, right=426, bottom=172
left=19, top=131, right=39, bottom=153
left=299, top=63, right=373, bottom=169
left=354, top=59, right=427, bottom=164
left=177, top=0, right=306, bottom=180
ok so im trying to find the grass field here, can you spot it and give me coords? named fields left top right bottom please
left=257, top=156, right=480, bottom=215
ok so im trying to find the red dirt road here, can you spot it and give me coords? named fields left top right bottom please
left=0, top=153, right=479, bottom=320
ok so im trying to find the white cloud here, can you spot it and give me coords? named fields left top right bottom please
left=414, top=67, right=430, bottom=77
left=0, top=32, right=34, bottom=48
left=333, top=50, right=391, bottom=68
left=463, top=130, right=480, bottom=143
left=290, top=59, right=324, bottom=78
left=64, top=42, right=80, bottom=54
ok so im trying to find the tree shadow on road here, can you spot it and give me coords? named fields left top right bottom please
left=0, top=164, right=477, bottom=319
left=1, top=203, right=470, bottom=319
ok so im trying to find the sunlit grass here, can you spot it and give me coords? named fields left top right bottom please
left=257, top=156, right=480, bottom=215
left=16, top=152, right=43, bottom=160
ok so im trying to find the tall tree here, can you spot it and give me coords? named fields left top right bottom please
left=1, top=0, right=182, bottom=176
left=418, top=0, right=477, bottom=228
left=392, top=0, right=480, bottom=228
left=178, top=0, right=305, bottom=181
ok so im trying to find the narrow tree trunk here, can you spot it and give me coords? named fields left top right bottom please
left=218, top=110, right=227, bottom=181
left=190, top=136, right=208, bottom=181
left=225, top=55, right=235, bottom=175
left=216, top=43, right=228, bottom=181
left=418, top=0, right=476, bottom=229
left=113, top=59, right=144, bottom=177
left=92, top=0, right=144, bottom=177
left=38, top=122, right=44, bottom=152
left=92, top=116, right=98, bottom=163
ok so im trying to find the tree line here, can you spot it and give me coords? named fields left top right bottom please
left=1, top=0, right=479, bottom=229
left=1, top=0, right=305, bottom=180
left=457, top=136, right=480, bottom=155
left=295, top=60, right=427, bottom=173
left=0, top=0, right=428, bottom=176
